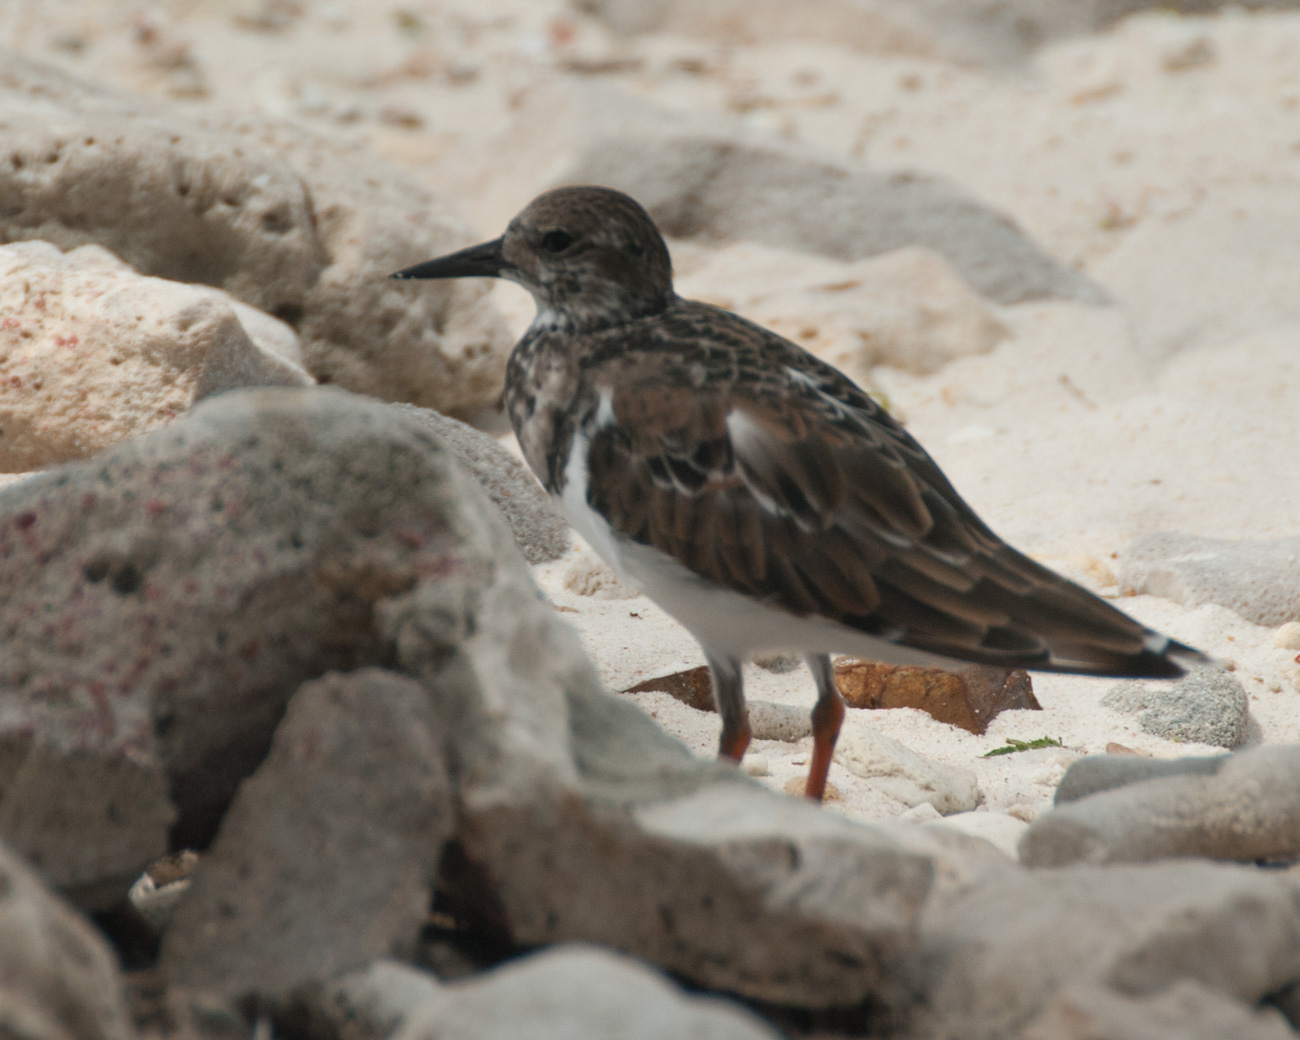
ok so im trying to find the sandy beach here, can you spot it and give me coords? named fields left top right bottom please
left=5, top=0, right=1299, bottom=823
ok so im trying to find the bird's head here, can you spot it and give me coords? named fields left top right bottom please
left=393, top=186, right=675, bottom=333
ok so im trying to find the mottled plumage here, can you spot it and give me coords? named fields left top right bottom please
left=394, top=185, right=1206, bottom=800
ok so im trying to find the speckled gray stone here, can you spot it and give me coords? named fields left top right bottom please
left=1101, top=668, right=1249, bottom=749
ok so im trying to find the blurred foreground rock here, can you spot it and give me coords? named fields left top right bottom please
left=0, top=52, right=513, bottom=416
left=0, top=385, right=933, bottom=1010
left=160, top=669, right=453, bottom=999
left=328, top=948, right=782, bottom=1040
left=0, top=839, right=135, bottom=1040
left=464, top=83, right=1106, bottom=306
left=0, top=240, right=312, bottom=471
left=910, top=858, right=1300, bottom=1039
left=384, top=547, right=935, bottom=1006
left=1023, top=980, right=1295, bottom=1040
left=1021, top=745, right=1300, bottom=867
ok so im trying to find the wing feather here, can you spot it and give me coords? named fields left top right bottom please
left=576, top=300, right=1201, bottom=676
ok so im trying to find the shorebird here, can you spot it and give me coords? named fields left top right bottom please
left=393, top=186, right=1206, bottom=800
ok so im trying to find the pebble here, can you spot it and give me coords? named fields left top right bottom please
left=1274, top=622, right=1300, bottom=650
left=748, top=700, right=813, bottom=742
left=898, top=802, right=943, bottom=823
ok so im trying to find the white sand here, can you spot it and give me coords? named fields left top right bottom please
left=5, top=0, right=1299, bottom=824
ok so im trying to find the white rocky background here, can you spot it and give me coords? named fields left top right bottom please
left=2, top=1, right=1300, bottom=1039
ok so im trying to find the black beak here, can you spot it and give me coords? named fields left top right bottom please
left=390, top=237, right=507, bottom=281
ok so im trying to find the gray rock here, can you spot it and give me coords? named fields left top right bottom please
left=379, top=551, right=934, bottom=1007
left=1054, top=752, right=1227, bottom=805
left=910, top=858, right=1300, bottom=1040
left=1023, top=981, right=1296, bottom=1040
left=1101, top=668, right=1249, bottom=749
left=0, top=52, right=513, bottom=417
left=576, top=0, right=1081, bottom=66
left=161, top=669, right=453, bottom=1000
left=0, top=742, right=176, bottom=912
left=1121, top=531, right=1300, bottom=627
left=390, top=404, right=569, bottom=564
left=0, top=385, right=512, bottom=888
left=1, top=384, right=931, bottom=1004
left=0, top=839, right=135, bottom=1040
left=329, top=948, right=782, bottom=1040
left=579, top=0, right=1300, bottom=67
left=1020, top=745, right=1300, bottom=868
left=467, top=83, right=1106, bottom=306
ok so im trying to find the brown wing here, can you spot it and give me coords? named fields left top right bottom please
left=581, top=310, right=1199, bottom=677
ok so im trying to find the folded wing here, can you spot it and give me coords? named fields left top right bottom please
left=581, top=314, right=1201, bottom=677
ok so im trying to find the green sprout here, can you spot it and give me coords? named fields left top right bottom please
left=983, top=736, right=1063, bottom=758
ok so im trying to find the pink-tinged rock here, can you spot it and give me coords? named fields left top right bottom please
left=0, top=386, right=515, bottom=901
left=0, top=240, right=313, bottom=472
left=0, top=53, right=513, bottom=417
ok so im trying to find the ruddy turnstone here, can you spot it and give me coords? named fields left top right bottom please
left=393, top=186, right=1206, bottom=800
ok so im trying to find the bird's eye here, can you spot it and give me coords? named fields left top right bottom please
left=541, top=229, right=573, bottom=253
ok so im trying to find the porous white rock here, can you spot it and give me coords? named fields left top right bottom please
left=391, top=403, right=570, bottom=565
left=747, top=699, right=813, bottom=741
left=1023, top=980, right=1296, bottom=1040
left=161, top=669, right=454, bottom=1000
left=833, top=719, right=980, bottom=814
left=0, top=52, right=514, bottom=416
left=912, top=858, right=1300, bottom=1039
left=0, top=240, right=312, bottom=470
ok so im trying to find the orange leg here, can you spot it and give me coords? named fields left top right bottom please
left=804, top=654, right=845, bottom=801
left=706, top=652, right=751, bottom=763
left=719, top=717, right=752, bottom=762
